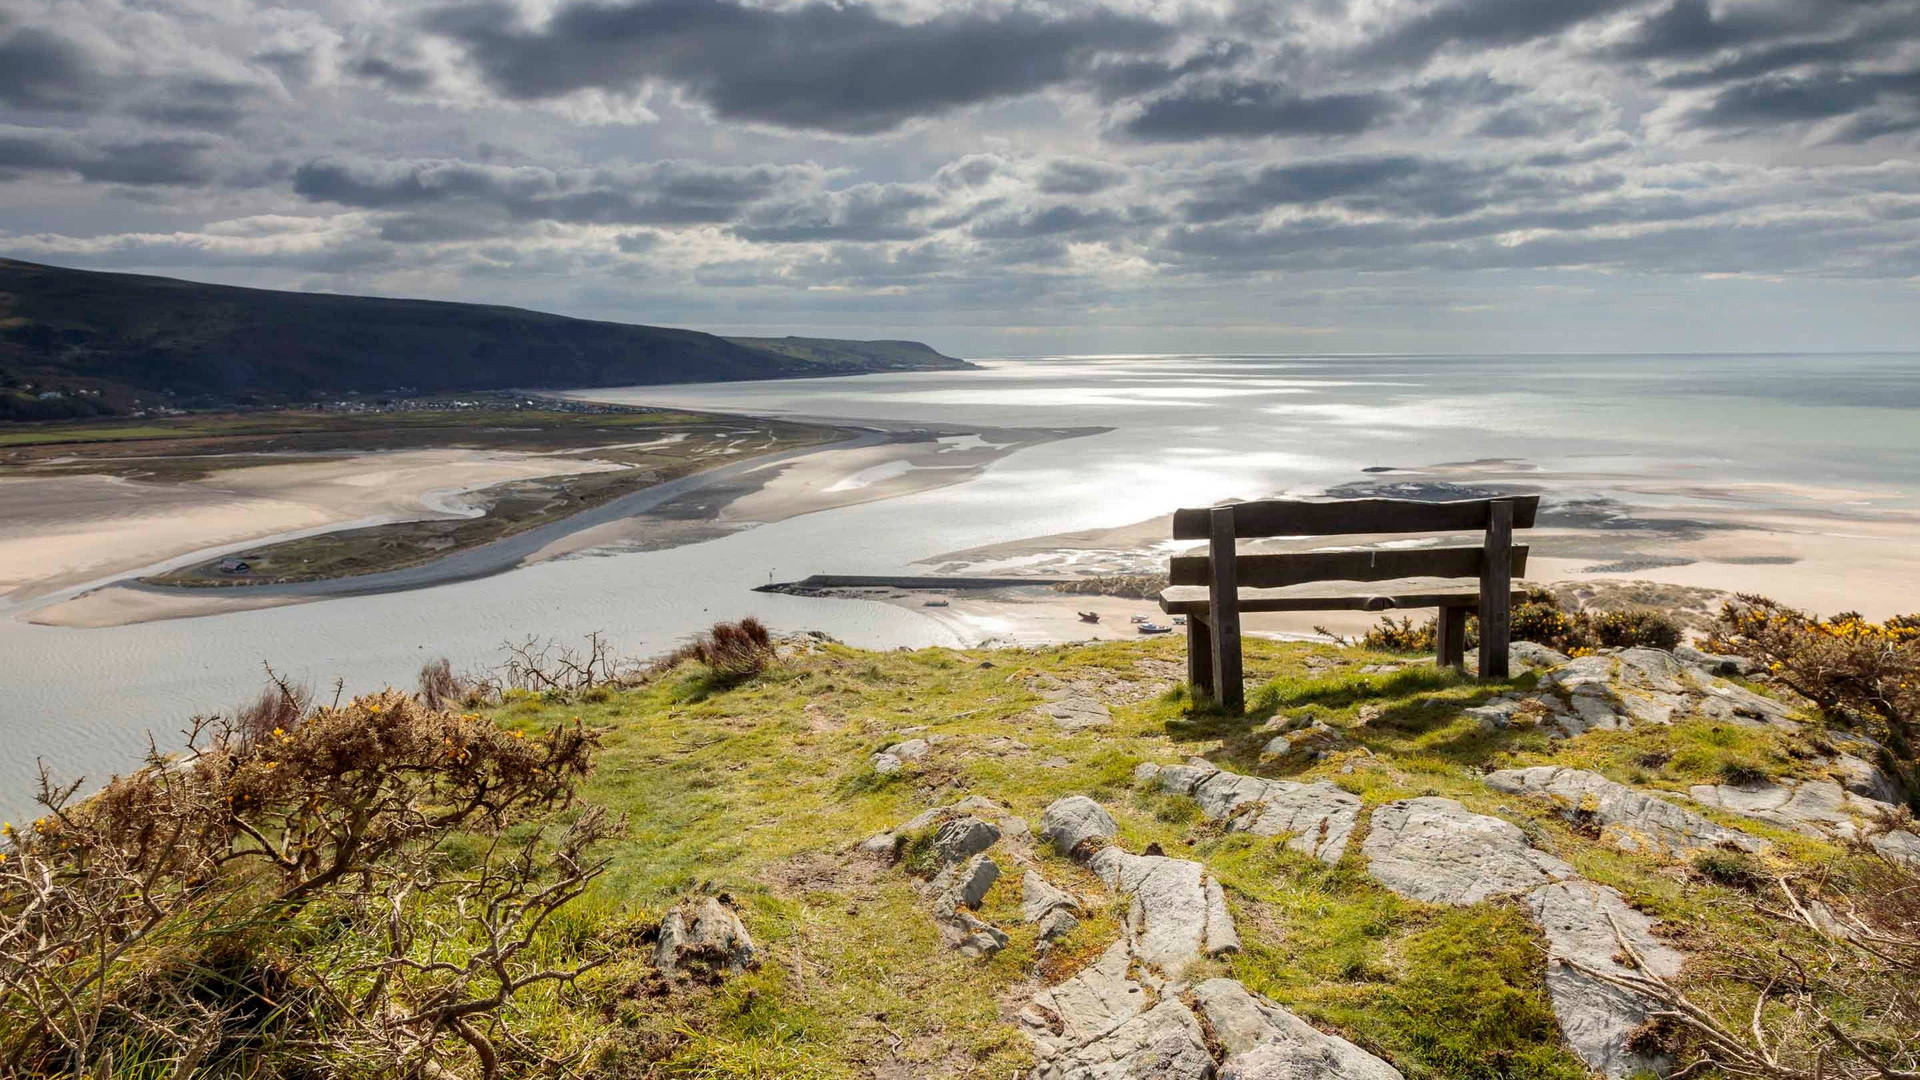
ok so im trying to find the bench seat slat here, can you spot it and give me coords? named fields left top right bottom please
left=1168, top=545, right=1528, bottom=588
left=1159, top=586, right=1527, bottom=616
left=1171, top=495, right=1539, bottom=540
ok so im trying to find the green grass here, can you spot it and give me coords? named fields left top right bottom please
left=464, top=636, right=1888, bottom=1078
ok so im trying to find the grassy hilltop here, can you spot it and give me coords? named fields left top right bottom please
left=4, top=604, right=1916, bottom=1079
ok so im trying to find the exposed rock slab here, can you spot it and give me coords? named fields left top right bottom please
left=1362, top=797, right=1574, bottom=905
left=1032, top=997, right=1215, bottom=1080
left=1512, top=641, right=1572, bottom=669
left=1687, top=778, right=1893, bottom=841
left=1528, top=880, right=1684, bottom=1079
left=858, top=795, right=1016, bottom=859
left=1487, top=766, right=1769, bottom=859
left=1534, top=647, right=1795, bottom=735
left=1088, top=847, right=1239, bottom=977
left=1022, top=940, right=1165, bottom=1058
left=1041, top=692, right=1112, bottom=731
left=1023, top=869, right=1083, bottom=922
left=1871, top=829, right=1920, bottom=870
left=1144, top=762, right=1360, bottom=864
left=1193, top=978, right=1404, bottom=1080
left=1041, top=795, right=1119, bottom=855
left=1674, top=645, right=1761, bottom=678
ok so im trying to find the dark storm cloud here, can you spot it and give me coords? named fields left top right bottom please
left=1606, top=0, right=1774, bottom=60
left=1122, top=81, right=1396, bottom=140
left=1687, top=69, right=1920, bottom=138
left=1037, top=160, right=1127, bottom=196
left=293, top=157, right=818, bottom=226
left=1354, top=0, right=1643, bottom=68
left=126, top=79, right=259, bottom=132
left=1180, top=156, right=1508, bottom=222
left=1082, top=41, right=1251, bottom=103
left=424, top=0, right=1176, bottom=134
left=0, top=26, right=106, bottom=112
left=968, top=204, right=1129, bottom=239
left=0, top=129, right=216, bottom=185
left=731, top=184, right=938, bottom=243
left=350, top=55, right=436, bottom=93
left=1657, top=39, right=1889, bottom=89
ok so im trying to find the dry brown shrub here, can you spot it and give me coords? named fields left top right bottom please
left=1, top=685, right=609, bottom=1077
left=660, top=617, right=777, bottom=686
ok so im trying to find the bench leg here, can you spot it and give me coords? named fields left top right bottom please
left=1208, top=507, right=1244, bottom=713
left=1187, top=614, right=1215, bottom=698
left=1478, top=500, right=1514, bottom=680
left=1436, top=605, right=1469, bottom=671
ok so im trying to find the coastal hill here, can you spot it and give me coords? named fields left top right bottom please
left=0, top=259, right=972, bottom=418
left=4, top=598, right=1915, bottom=1077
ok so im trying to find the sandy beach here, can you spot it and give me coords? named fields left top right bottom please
left=17, top=424, right=1098, bottom=628
left=0, top=450, right=626, bottom=608
left=772, top=456, right=1920, bottom=649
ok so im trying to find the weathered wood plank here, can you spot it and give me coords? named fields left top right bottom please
left=1171, top=495, right=1539, bottom=540
left=1478, top=500, right=1514, bottom=680
left=1208, top=506, right=1244, bottom=713
left=1158, top=586, right=1525, bottom=616
left=1168, top=545, right=1529, bottom=588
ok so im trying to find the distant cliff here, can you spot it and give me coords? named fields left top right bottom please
left=0, top=259, right=973, bottom=417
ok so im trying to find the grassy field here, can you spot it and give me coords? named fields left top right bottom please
left=456, top=635, right=1884, bottom=1079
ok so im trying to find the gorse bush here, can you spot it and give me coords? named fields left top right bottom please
left=1348, top=591, right=1680, bottom=656
left=0, top=686, right=612, bottom=1078
left=1709, top=594, right=1920, bottom=759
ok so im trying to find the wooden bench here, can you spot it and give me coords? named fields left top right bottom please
left=1159, top=495, right=1539, bottom=711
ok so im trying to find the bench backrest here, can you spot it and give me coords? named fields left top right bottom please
left=1167, top=495, right=1537, bottom=589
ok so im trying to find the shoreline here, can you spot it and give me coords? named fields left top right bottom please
left=21, top=420, right=1107, bottom=628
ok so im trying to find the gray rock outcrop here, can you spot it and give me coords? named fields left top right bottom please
left=1193, top=978, right=1405, bottom=1080
left=1041, top=692, right=1111, bottom=731
left=1534, top=648, right=1795, bottom=735
left=1512, top=641, right=1572, bottom=668
left=1019, top=796, right=1403, bottom=1079
left=1486, top=766, right=1769, bottom=859
left=1144, top=762, right=1361, bottom=864
left=1673, top=645, right=1761, bottom=678
left=1871, top=828, right=1920, bottom=870
left=1363, top=797, right=1575, bottom=905
left=1528, top=881, right=1683, bottom=1080
left=1088, top=846, right=1239, bottom=977
left=930, top=854, right=1008, bottom=956
left=1687, top=778, right=1887, bottom=841
left=1041, top=795, right=1119, bottom=855
left=1360, top=796, right=1687, bottom=1077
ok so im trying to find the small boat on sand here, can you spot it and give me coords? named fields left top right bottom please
left=924, top=598, right=950, bottom=607
left=1136, top=622, right=1173, bottom=635
left=1077, top=611, right=1100, bottom=623
left=1129, top=614, right=1148, bottom=624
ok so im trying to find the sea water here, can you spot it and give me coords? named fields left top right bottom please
left=1, top=352, right=1915, bottom=820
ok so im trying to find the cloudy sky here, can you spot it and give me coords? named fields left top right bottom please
left=3, top=0, right=1919, bottom=355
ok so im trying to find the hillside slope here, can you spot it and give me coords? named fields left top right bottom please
left=0, top=259, right=971, bottom=415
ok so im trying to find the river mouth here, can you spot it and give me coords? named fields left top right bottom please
left=3, top=352, right=1918, bottom=822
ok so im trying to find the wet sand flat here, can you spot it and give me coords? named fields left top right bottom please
left=0, top=450, right=626, bottom=607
